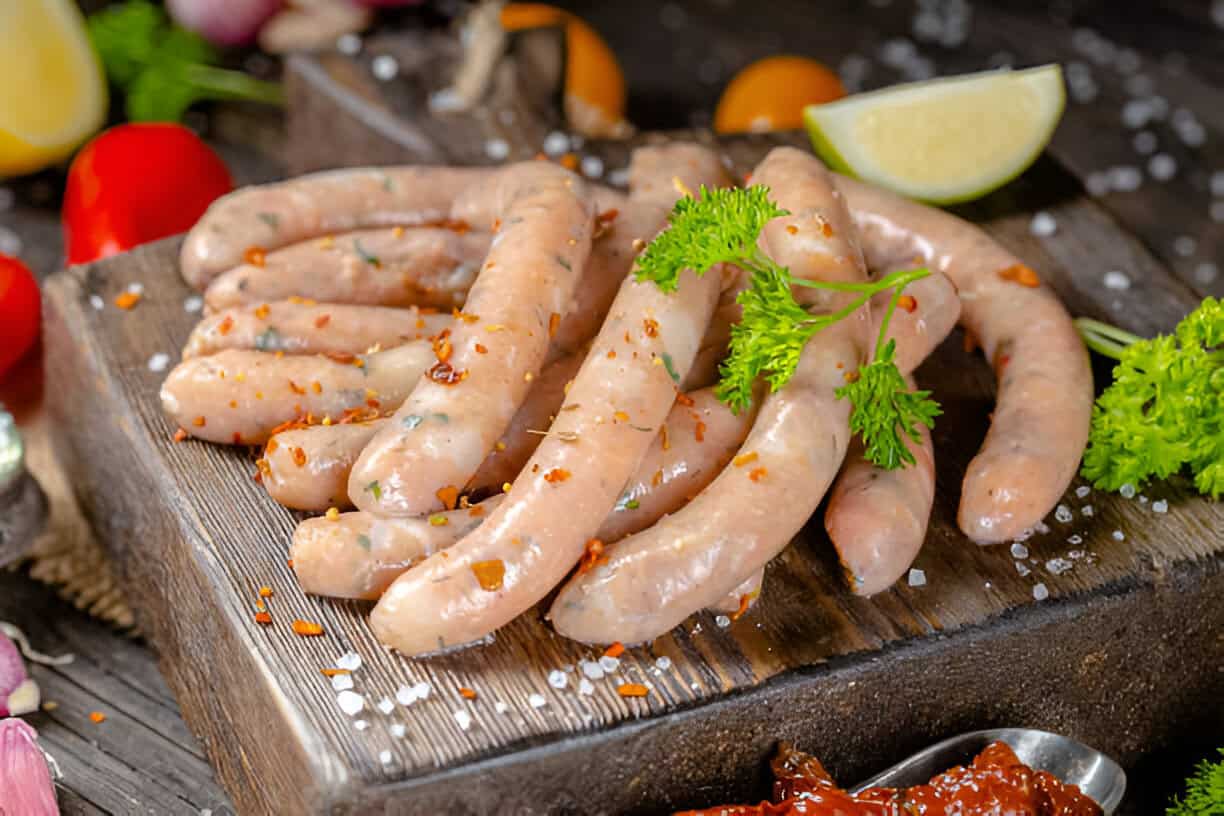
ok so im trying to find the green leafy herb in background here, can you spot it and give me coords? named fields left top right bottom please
left=87, top=0, right=283, bottom=123
left=1167, top=749, right=1224, bottom=816
left=634, top=185, right=939, bottom=469
left=1076, top=297, right=1223, bottom=499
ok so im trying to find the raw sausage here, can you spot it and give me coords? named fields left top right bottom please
left=835, top=175, right=1092, bottom=542
left=347, top=162, right=596, bottom=516
left=368, top=143, right=732, bottom=654
left=549, top=146, right=870, bottom=646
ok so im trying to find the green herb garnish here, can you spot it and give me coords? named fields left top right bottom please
left=364, top=480, right=382, bottom=501
left=1167, top=748, right=1224, bottom=816
left=87, top=0, right=284, bottom=123
left=356, top=534, right=372, bottom=552
left=1076, top=297, right=1223, bottom=498
left=353, top=239, right=382, bottom=267
left=634, top=185, right=939, bottom=470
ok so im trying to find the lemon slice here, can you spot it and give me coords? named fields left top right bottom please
left=0, top=0, right=107, bottom=177
left=804, top=65, right=1064, bottom=204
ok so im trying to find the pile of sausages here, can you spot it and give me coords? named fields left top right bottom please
left=162, top=143, right=1092, bottom=656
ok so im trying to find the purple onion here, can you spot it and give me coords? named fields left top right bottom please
left=166, top=0, right=284, bottom=47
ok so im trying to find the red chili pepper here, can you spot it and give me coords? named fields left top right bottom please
left=62, top=123, right=233, bottom=266
left=0, top=255, right=40, bottom=379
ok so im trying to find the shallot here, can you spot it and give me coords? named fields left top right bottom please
left=166, top=0, right=283, bottom=47
left=0, top=718, right=59, bottom=815
left=0, top=623, right=73, bottom=718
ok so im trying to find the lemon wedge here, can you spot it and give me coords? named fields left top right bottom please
left=804, top=65, right=1065, bottom=204
left=0, top=0, right=107, bottom=177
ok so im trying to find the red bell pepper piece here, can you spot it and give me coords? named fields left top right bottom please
left=62, top=123, right=233, bottom=266
left=0, top=255, right=40, bottom=380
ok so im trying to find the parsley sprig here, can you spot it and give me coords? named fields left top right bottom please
left=1076, top=296, right=1223, bottom=498
left=88, top=0, right=283, bottom=123
left=1167, top=748, right=1224, bottom=816
left=634, top=185, right=940, bottom=470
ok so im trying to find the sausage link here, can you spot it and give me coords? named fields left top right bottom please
left=183, top=301, right=451, bottom=359
left=203, top=227, right=490, bottom=312
left=824, top=374, right=936, bottom=596
left=182, top=166, right=493, bottom=289
left=836, top=175, right=1093, bottom=542
left=549, top=146, right=870, bottom=646
left=348, top=162, right=596, bottom=516
left=368, top=144, right=733, bottom=654
left=160, top=342, right=432, bottom=444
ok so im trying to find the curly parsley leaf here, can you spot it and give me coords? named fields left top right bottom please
left=1077, top=297, right=1223, bottom=498
left=837, top=340, right=940, bottom=469
left=1167, top=748, right=1224, bottom=816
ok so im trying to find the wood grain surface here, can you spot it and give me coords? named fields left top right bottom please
left=40, top=128, right=1224, bottom=813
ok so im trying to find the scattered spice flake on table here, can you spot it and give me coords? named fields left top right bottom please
left=292, top=619, right=325, bottom=637
left=617, top=683, right=649, bottom=698
left=254, top=612, right=272, bottom=626
left=113, top=291, right=141, bottom=309
left=459, top=687, right=478, bottom=700
left=603, top=642, right=625, bottom=659
left=89, top=711, right=107, bottom=723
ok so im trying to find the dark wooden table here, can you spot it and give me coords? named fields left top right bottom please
left=3, top=1, right=1222, bottom=812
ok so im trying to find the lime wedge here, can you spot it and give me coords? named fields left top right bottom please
left=804, top=65, right=1065, bottom=205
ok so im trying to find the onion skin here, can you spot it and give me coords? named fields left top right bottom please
left=0, top=630, right=39, bottom=717
left=166, top=0, right=283, bottom=47
left=0, top=718, right=59, bottom=815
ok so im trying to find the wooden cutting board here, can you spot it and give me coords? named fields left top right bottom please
left=40, top=131, right=1224, bottom=815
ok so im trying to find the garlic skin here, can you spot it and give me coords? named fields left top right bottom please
left=0, top=718, right=60, bottom=815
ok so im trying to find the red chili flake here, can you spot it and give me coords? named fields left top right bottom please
left=843, top=370, right=860, bottom=384
left=288, top=380, right=306, bottom=395
left=606, top=350, right=616, bottom=359
left=433, top=330, right=453, bottom=363
left=613, top=410, right=630, bottom=422
left=643, top=318, right=659, bottom=338
left=232, top=432, right=243, bottom=444
left=291, top=447, right=307, bottom=467
left=427, top=361, right=466, bottom=385
left=785, top=224, right=798, bottom=235
left=244, top=247, right=267, bottom=267
left=436, top=485, right=460, bottom=511
left=172, top=427, right=188, bottom=443
left=578, top=538, right=606, bottom=573
left=651, top=469, right=663, bottom=488
left=287, top=558, right=295, bottom=569
left=748, top=467, right=768, bottom=482
left=192, top=415, right=206, bottom=427
left=254, top=303, right=271, bottom=319
left=324, top=351, right=357, bottom=364
left=674, top=392, right=694, bottom=408
left=459, top=687, right=478, bottom=700
left=254, top=612, right=273, bottom=626
left=453, top=309, right=480, bottom=324
left=468, top=503, right=486, bottom=518
left=604, top=642, right=625, bottom=659
left=89, top=711, right=107, bottom=723
left=994, top=350, right=1012, bottom=373
left=897, top=294, right=918, bottom=313
left=292, top=619, right=325, bottom=637
left=733, top=451, right=758, bottom=467
left=998, top=263, right=1040, bottom=287
left=314, top=313, right=331, bottom=329
left=560, top=152, right=579, bottom=171
left=311, top=381, right=323, bottom=394
left=113, top=291, right=141, bottom=310
left=595, top=208, right=619, bottom=237
left=255, top=598, right=266, bottom=612
left=472, top=559, right=505, bottom=591
left=821, top=221, right=835, bottom=238
left=730, top=591, right=758, bottom=621
left=617, top=683, right=649, bottom=698
left=474, top=343, right=488, bottom=354
left=217, top=315, right=235, bottom=336
left=660, top=424, right=670, bottom=451
left=963, top=329, right=979, bottom=354
left=320, top=668, right=350, bottom=677
left=694, top=420, right=706, bottom=443
left=543, top=468, right=571, bottom=483
left=259, top=586, right=274, bottom=598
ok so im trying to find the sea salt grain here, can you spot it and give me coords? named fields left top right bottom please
left=453, top=709, right=472, bottom=731
left=1210, top=171, right=1224, bottom=198
left=371, top=55, right=399, bottom=81
left=578, top=678, right=595, bottom=696
left=1211, top=201, right=1224, bottom=223
left=528, top=693, right=547, bottom=709
left=377, top=697, right=394, bottom=715
left=379, top=750, right=392, bottom=765
left=183, top=295, right=204, bottom=313
left=1124, top=73, right=1155, bottom=97
left=1075, top=485, right=1091, bottom=499
left=484, top=138, right=509, bottom=161
left=1084, top=172, right=1110, bottom=197
left=1119, top=483, right=1136, bottom=498
left=1103, top=271, right=1131, bottom=292
left=336, top=33, right=361, bottom=55
left=1108, top=166, right=1143, bottom=192
left=580, top=155, right=604, bottom=179
left=1035, top=521, right=1051, bottom=535
left=495, top=701, right=509, bottom=713
left=337, top=691, right=365, bottom=716
left=1131, top=131, right=1158, bottom=155
left=147, top=353, right=170, bottom=372
left=413, top=682, right=431, bottom=700
left=1173, top=235, right=1197, bottom=256
left=581, top=660, right=604, bottom=681
left=1032, top=583, right=1050, bottom=601
left=598, top=655, right=620, bottom=673
left=1082, top=505, right=1094, bottom=517
left=331, top=674, right=354, bottom=692
left=1046, top=558, right=1073, bottom=575
left=655, top=656, right=672, bottom=671
left=354, top=719, right=369, bottom=730
left=1139, top=495, right=1148, bottom=504
left=89, top=294, right=105, bottom=310
left=1016, top=562, right=1031, bottom=577
left=395, top=685, right=415, bottom=706
left=1152, top=499, right=1169, bottom=514
left=1055, top=504, right=1074, bottom=523
left=1195, top=263, right=1220, bottom=285
left=0, top=227, right=21, bottom=256
left=907, top=568, right=927, bottom=587
left=1112, top=530, right=1125, bottom=541
left=1121, top=100, right=1152, bottom=129
left=1029, top=212, right=1057, bottom=237
left=548, top=670, right=568, bottom=689
left=336, top=651, right=362, bottom=671
left=1067, top=534, right=1082, bottom=545
left=715, top=614, right=731, bottom=628
left=1010, top=543, right=1030, bottom=559
left=390, top=723, right=407, bottom=738
left=1147, top=153, right=1177, bottom=182
left=542, top=131, right=570, bottom=156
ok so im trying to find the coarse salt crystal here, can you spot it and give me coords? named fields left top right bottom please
left=390, top=723, right=406, bottom=738
left=484, top=139, right=510, bottom=161
left=1152, top=499, right=1168, bottom=513
left=354, top=720, right=368, bottom=730
left=1112, top=530, right=1125, bottom=541
left=542, top=131, right=570, bottom=156
left=332, top=674, right=354, bottom=692
left=1119, top=483, right=1136, bottom=498
left=395, top=685, right=415, bottom=706
left=1210, top=171, right=1224, bottom=197
left=413, top=682, right=431, bottom=700
left=528, top=693, right=547, bottom=709
left=377, top=697, right=394, bottom=715
left=0, top=227, right=23, bottom=256
left=1211, top=201, right=1224, bottom=223
left=1046, top=558, right=1073, bottom=575
left=547, top=670, right=568, bottom=689
left=1124, top=73, right=1154, bottom=96
left=1033, top=583, right=1050, bottom=601
left=1132, top=131, right=1158, bottom=155
left=453, top=709, right=472, bottom=731
left=1067, top=534, right=1083, bottom=545
left=1173, top=235, right=1197, bottom=256
left=907, top=568, right=927, bottom=587
left=598, top=655, right=620, bottom=673
left=578, top=678, right=595, bottom=696
left=581, top=660, right=604, bottom=681
left=1103, top=270, right=1131, bottom=290
left=580, top=156, right=604, bottom=179
left=1029, top=212, right=1057, bottom=237
left=1139, top=495, right=1148, bottom=504
left=1115, top=48, right=1141, bottom=73
left=371, top=55, right=399, bottom=81
left=337, top=691, right=365, bottom=716
left=654, top=656, right=672, bottom=671
left=1082, top=505, right=1094, bottom=517
left=183, top=295, right=204, bottom=313
left=1010, top=543, right=1030, bottom=559
left=1084, top=172, right=1110, bottom=197
left=379, top=750, right=392, bottom=765
left=1195, top=262, right=1220, bottom=284
left=1121, top=100, right=1152, bottom=129
left=714, top=614, right=731, bottom=628
left=336, top=33, right=361, bottom=55
left=1055, top=504, right=1074, bottom=523
left=148, top=353, right=170, bottom=372
left=494, top=701, right=509, bottom=714
left=1035, top=521, right=1051, bottom=535
left=1075, top=485, right=1091, bottom=499
left=336, top=651, right=362, bottom=671
left=90, top=294, right=105, bottom=310
left=1177, top=120, right=1206, bottom=147
left=1016, top=562, right=1031, bottom=577
left=1108, top=166, right=1143, bottom=192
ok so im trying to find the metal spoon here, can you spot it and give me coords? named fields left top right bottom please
left=850, top=728, right=1126, bottom=814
